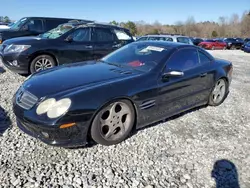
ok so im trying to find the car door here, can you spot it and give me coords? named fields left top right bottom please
left=156, top=48, right=210, bottom=120
left=60, top=27, right=94, bottom=64
left=92, top=27, right=119, bottom=59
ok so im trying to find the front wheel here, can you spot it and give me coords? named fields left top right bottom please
left=208, top=78, right=228, bottom=106
left=90, top=100, right=135, bottom=146
left=30, top=55, right=56, bottom=73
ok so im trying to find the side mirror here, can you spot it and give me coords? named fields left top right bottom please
left=65, top=35, right=73, bottom=42
left=162, top=70, right=184, bottom=81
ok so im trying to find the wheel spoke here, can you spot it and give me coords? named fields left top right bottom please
left=104, top=126, right=115, bottom=139
left=212, top=79, right=226, bottom=104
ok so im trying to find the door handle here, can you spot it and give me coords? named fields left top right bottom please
left=85, top=45, right=93, bottom=49
left=200, top=73, right=207, bottom=77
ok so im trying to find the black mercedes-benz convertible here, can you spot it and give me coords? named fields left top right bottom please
left=12, top=41, right=233, bottom=147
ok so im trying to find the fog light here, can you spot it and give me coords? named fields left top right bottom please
left=12, top=60, right=18, bottom=66
left=41, top=131, right=49, bottom=138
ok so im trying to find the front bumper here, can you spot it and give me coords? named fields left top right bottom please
left=16, top=117, right=89, bottom=147
left=0, top=52, right=30, bottom=74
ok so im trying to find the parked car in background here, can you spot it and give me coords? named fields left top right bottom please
left=136, top=34, right=194, bottom=45
left=12, top=41, right=233, bottom=147
left=0, top=17, right=90, bottom=44
left=241, top=38, right=250, bottom=50
left=192, top=38, right=204, bottom=46
left=0, top=22, right=134, bottom=74
left=0, top=22, right=10, bottom=29
left=242, top=41, right=250, bottom=53
left=223, top=38, right=244, bottom=49
left=198, top=39, right=227, bottom=50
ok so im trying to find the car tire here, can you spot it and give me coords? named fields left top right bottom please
left=223, top=46, right=227, bottom=50
left=90, top=99, right=135, bottom=146
left=230, top=45, right=236, bottom=50
left=208, top=78, right=228, bottom=106
left=30, top=55, right=56, bottom=74
left=211, top=46, right=215, bottom=50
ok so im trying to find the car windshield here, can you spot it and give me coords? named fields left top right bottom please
left=236, top=38, right=243, bottom=42
left=225, top=38, right=236, bottom=42
left=205, top=40, right=215, bottom=42
left=10, top=18, right=27, bottom=30
left=40, top=24, right=74, bottom=39
left=102, top=43, right=169, bottom=72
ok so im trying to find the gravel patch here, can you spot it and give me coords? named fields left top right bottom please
left=0, top=50, right=250, bottom=188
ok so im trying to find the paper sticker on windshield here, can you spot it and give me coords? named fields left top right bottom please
left=139, top=46, right=165, bottom=53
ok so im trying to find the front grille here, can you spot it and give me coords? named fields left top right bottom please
left=16, top=88, right=38, bottom=110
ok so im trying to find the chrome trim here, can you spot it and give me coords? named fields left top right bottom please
left=16, top=88, right=38, bottom=110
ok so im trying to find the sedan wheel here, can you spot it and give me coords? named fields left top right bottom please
left=209, top=79, right=228, bottom=106
left=30, top=55, right=56, bottom=73
left=90, top=100, right=135, bottom=146
left=211, top=46, right=215, bottom=50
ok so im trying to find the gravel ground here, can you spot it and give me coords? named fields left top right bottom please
left=0, top=50, right=250, bottom=188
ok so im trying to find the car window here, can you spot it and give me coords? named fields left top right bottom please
left=114, top=29, right=132, bottom=40
left=71, top=28, right=90, bottom=42
left=24, top=19, right=43, bottom=32
left=166, top=48, right=199, bottom=71
left=46, top=19, right=68, bottom=30
left=177, top=37, right=191, bottom=44
left=198, top=51, right=211, bottom=64
left=94, top=28, right=114, bottom=42
left=136, top=37, right=148, bottom=41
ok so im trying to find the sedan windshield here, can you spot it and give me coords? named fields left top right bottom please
left=40, top=24, right=74, bottom=39
left=205, top=40, right=215, bottom=42
left=10, top=18, right=27, bottom=30
left=102, top=43, right=169, bottom=72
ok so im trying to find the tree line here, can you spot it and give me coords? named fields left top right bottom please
left=110, top=10, right=250, bottom=38
left=0, top=16, right=11, bottom=23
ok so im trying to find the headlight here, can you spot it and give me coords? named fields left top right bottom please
left=47, top=98, right=71, bottom=119
left=36, top=98, right=71, bottom=119
left=36, top=98, right=56, bottom=115
left=4, top=44, right=31, bottom=54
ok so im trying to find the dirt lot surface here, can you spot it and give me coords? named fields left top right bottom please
left=0, top=50, right=250, bottom=188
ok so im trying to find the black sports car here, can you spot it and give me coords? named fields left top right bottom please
left=13, top=41, right=233, bottom=147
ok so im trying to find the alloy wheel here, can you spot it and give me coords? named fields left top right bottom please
left=34, top=58, right=54, bottom=72
left=98, top=102, right=133, bottom=141
left=212, top=79, right=226, bottom=104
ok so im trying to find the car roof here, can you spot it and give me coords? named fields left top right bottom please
left=142, top=34, right=191, bottom=38
left=63, top=21, right=130, bottom=32
left=22, top=16, right=90, bottom=21
left=133, top=41, right=193, bottom=48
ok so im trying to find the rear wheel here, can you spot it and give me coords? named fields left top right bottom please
left=90, top=100, right=135, bottom=146
left=211, top=46, right=215, bottom=50
left=223, top=46, right=227, bottom=50
left=30, top=55, right=56, bottom=73
left=208, top=79, right=228, bottom=106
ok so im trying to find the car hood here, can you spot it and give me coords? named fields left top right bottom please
left=21, top=61, right=141, bottom=98
left=2, top=36, right=45, bottom=45
left=0, top=26, right=10, bottom=30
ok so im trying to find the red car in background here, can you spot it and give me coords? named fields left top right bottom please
left=198, top=39, right=227, bottom=50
